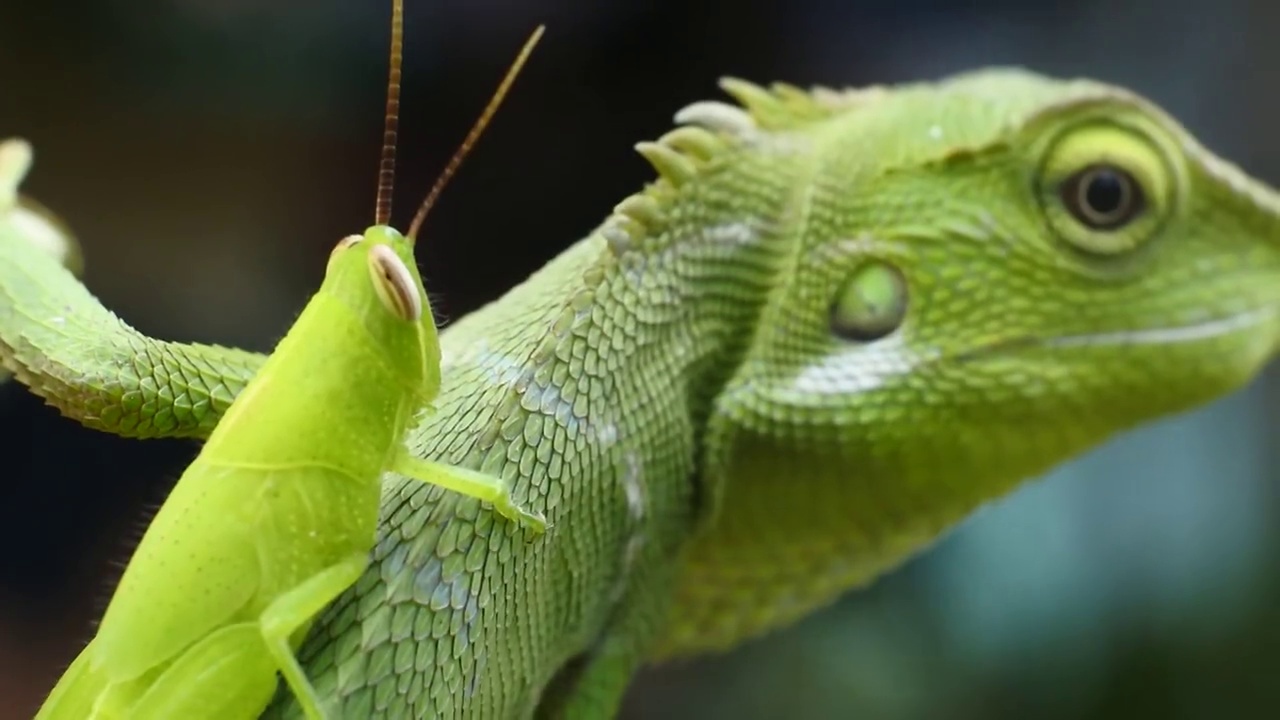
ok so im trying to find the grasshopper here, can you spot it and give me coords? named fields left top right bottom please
left=34, top=3, right=546, bottom=718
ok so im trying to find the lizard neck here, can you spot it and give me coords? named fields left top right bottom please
left=402, top=139, right=813, bottom=672
left=432, top=139, right=813, bottom=491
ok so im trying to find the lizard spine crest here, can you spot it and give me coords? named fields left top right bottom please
left=604, top=74, right=896, bottom=257
left=601, top=77, right=850, bottom=257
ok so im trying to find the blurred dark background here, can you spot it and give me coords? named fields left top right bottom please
left=2, top=1, right=1279, bottom=718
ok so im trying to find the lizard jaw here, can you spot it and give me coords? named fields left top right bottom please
left=782, top=305, right=1280, bottom=400
left=1040, top=305, right=1279, bottom=349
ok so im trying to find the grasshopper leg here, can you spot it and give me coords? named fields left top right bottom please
left=258, top=552, right=369, bottom=720
left=128, top=623, right=277, bottom=720
left=391, top=450, right=548, bottom=533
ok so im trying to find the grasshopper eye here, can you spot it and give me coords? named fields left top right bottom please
left=330, top=234, right=363, bottom=261
left=367, top=244, right=422, bottom=322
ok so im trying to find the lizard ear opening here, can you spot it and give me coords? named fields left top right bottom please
left=367, top=244, right=423, bottom=322
left=1037, top=121, right=1173, bottom=256
left=830, top=260, right=908, bottom=342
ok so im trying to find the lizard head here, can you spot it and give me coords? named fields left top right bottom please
left=663, top=69, right=1280, bottom=657
left=322, top=225, right=442, bottom=399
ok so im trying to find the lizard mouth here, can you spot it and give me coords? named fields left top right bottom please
left=1037, top=306, right=1279, bottom=349
left=948, top=305, right=1280, bottom=363
left=784, top=307, right=1279, bottom=398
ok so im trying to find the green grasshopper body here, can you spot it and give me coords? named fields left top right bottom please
left=33, top=4, right=545, bottom=718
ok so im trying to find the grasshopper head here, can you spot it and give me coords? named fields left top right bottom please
left=323, top=224, right=442, bottom=398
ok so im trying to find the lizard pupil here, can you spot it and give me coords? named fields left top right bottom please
left=1062, top=164, right=1144, bottom=230
left=1085, top=171, right=1124, bottom=214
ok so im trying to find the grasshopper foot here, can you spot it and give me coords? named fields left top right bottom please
left=392, top=451, right=549, bottom=536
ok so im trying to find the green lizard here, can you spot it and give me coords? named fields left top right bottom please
left=3, top=67, right=1279, bottom=719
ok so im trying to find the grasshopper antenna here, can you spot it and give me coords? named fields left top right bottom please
left=406, top=24, right=545, bottom=243
left=374, top=0, right=405, bottom=227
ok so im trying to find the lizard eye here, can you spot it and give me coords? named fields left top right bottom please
left=367, top=244, right=423, bottom=322
left=830, top=261, right=907, bottom=342
left=1039, top=122, right=1172, bottom=256
left=1061, top=164, right=1144, bottom=230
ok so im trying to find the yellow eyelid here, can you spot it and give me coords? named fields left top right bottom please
left=1041, top=123, right=1172, bottom=202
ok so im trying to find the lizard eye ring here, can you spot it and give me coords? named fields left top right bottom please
left=1037, top=120, right=1172, bottom=257
left=1061, top=164, right=1145, bottom=230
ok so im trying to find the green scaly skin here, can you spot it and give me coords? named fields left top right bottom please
left=0, top=139, right=255, bottom=432
left=5, top=70, right=1280, bottom=718
left=0, top=138, right=85, bottom=384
